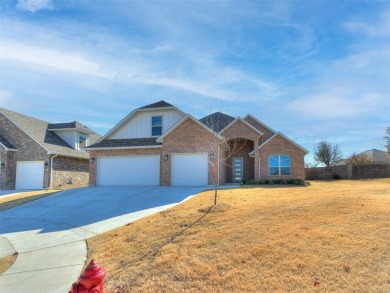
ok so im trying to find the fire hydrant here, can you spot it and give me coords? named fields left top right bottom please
left=70, top=259, right=106, bottom=293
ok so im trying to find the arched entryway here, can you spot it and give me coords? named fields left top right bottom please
left=225, top=138, right=254, bottom=183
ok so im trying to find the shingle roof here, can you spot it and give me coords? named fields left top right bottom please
left=138, top=100, right=174, bottom=110
left=0, top=108, right=100, bottom=159
left=360, top=149, right=390, bottom=163
left=48, top=121, right=95, bottom=133
left=0, top=134, right=16, bottom=150
left=86, top=138, right=162, bottom=149
left=199, top=112, right=236, bottom=133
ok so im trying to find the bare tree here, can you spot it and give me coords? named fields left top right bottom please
left=385, top=127, right=390, bottom=157
left=346, top=152, right=372, bottom=165
left=314, top=140, right=342, bottom=167
left=198, top=112, right=246, bottom=205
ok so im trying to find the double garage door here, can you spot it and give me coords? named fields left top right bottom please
left=97, top=153, right=208, bottom=186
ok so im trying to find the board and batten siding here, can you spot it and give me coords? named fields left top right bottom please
left=110, top=110, right=184, bottom=139
left=54, top=130, right=77, bottom=149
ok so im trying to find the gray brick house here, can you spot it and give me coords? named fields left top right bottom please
left=0, top=108, right=100, bottom=190
left=86, top=101, right=308, bottom=186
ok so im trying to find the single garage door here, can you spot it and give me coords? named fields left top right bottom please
left=171, top=153, right=208, bottom=186
left=97, top=155, right=160, bottom=186
left=16, top=161, right=45, bottom=190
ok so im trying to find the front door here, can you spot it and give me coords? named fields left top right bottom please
left=233, top=157, right=243, bottom=183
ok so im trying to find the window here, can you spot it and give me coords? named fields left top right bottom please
left=79, top=133, right=88, bottom=149
left=269, top=155, right=291, bottom=176
left=152, top=116, right=162, bottom=136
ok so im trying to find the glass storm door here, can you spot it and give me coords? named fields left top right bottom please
left=233, top=157, right=243, bottom=183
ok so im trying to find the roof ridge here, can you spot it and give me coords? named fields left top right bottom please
left=138, top=100, right=174, bottom=109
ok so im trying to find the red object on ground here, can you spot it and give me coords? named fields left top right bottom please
left=70, top=259, right=106, bottom=293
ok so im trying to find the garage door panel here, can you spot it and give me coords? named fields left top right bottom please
left=172, top=153, right=208, bottom=186
left=97, top=155, right=160, bottom=186
left=16, top=161, right=44, bottom=190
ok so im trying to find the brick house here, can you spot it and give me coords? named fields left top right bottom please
left=86, top=101, right=308, bottom=186
left=0, top=108, right=100, bottom=190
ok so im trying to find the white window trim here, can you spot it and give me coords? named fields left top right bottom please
left=151, top=115, right=163, bottom=137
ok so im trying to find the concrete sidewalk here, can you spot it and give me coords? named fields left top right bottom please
left=0, top=186, right=211, bottom=293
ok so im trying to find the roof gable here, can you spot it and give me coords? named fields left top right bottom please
left=255, top=132, right=309, bottom=154
left=219, top=117, right=264, bottom=136
left=48, top=121, right=96, bottom=134
left=199, top=112, right=235, bottom=133
left=0, top=108, right=97, bottom=159
left=156, top=114, right=223, bottom=142
left=98, top=100, right=185, bottom=142
left=244, top=114, right=276, bottom=135
left=138, top=100, right=174, bottom=109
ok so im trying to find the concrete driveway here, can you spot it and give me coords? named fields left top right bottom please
left=0, top=186, right=205, bottom=293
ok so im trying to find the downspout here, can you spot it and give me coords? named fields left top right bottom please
left=50, top=154, right=58, bottom=189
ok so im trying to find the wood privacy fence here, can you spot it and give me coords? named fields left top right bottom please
left=305, top=163, right=390, bottom=180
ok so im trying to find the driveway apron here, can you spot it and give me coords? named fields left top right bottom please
left=0, top=186, right=204, bottom=293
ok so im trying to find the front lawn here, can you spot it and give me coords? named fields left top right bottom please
left=87, top=179, right=390, bottom=292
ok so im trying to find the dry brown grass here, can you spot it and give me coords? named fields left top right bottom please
left=0, top=190, right=59, bottom=212
left=87, top=179, right=390, bottom=293
left=0, top=254, right=17, bottom=275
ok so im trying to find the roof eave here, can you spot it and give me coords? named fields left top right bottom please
left=219, top=117, right=264, bottom=136
left=257, top=132, right=309, bottom=154
left=157, top=114, right=223, bottom=143
left=97, top=105, right=186, bottom=143
left=48, top=128, right=96, bottom=134
left=243, top=114, right=277, bottom=134
left=84, top=145, right=162, bottom=151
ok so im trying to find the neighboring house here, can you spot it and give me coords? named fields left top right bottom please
left=336, top=149, right=390, bottom=166
left=86, top=101, right=308, bottom=186
left=0, top=108, right=100, bottom=190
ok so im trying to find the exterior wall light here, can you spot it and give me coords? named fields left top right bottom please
left=164, top=154, right=169, bottom=161
left=210, top=153, right=215, bottom=160
left=90, top=158, right=95, bottom=163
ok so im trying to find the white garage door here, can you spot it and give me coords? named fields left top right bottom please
left=97, top=155, right=160, bottom=186
left=171, top=153, right=208, bottom=186
left=16, top=161, right=45, bottom=190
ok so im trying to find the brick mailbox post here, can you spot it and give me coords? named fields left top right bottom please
left=70, top=259, right=106, bottom=293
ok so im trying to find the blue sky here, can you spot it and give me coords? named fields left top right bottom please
left=0, top=0, right=389, bottom=163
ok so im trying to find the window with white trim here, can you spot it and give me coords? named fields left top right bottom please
left=269, top=155, right=291, bottom=176
left=78, top=133, right=88, bottom=149
left=152, top=116, right=162, bottom=136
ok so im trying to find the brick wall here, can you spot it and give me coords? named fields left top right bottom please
left=305, top=165, right=348, bottom=180
left=51, top=156, right=89, bottom=189
left=88, top=148, right=162, bottom=186
left=352, top=163, right=390, bottom=178
left=258, top=134, right=306, bottom=180
left=162, top=118, right=221, bottom=186
left=0, top=148, right=17, bottom=189
left=222, top=119, right=261, bottom=141
left=305, top=163, right=390, bottom=180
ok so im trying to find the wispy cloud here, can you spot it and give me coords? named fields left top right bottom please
left=0, top=41, right=112, bottom=78
left=343, top=10, right=390, bottom=38
left=16, top=0, right=53, bottom=13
